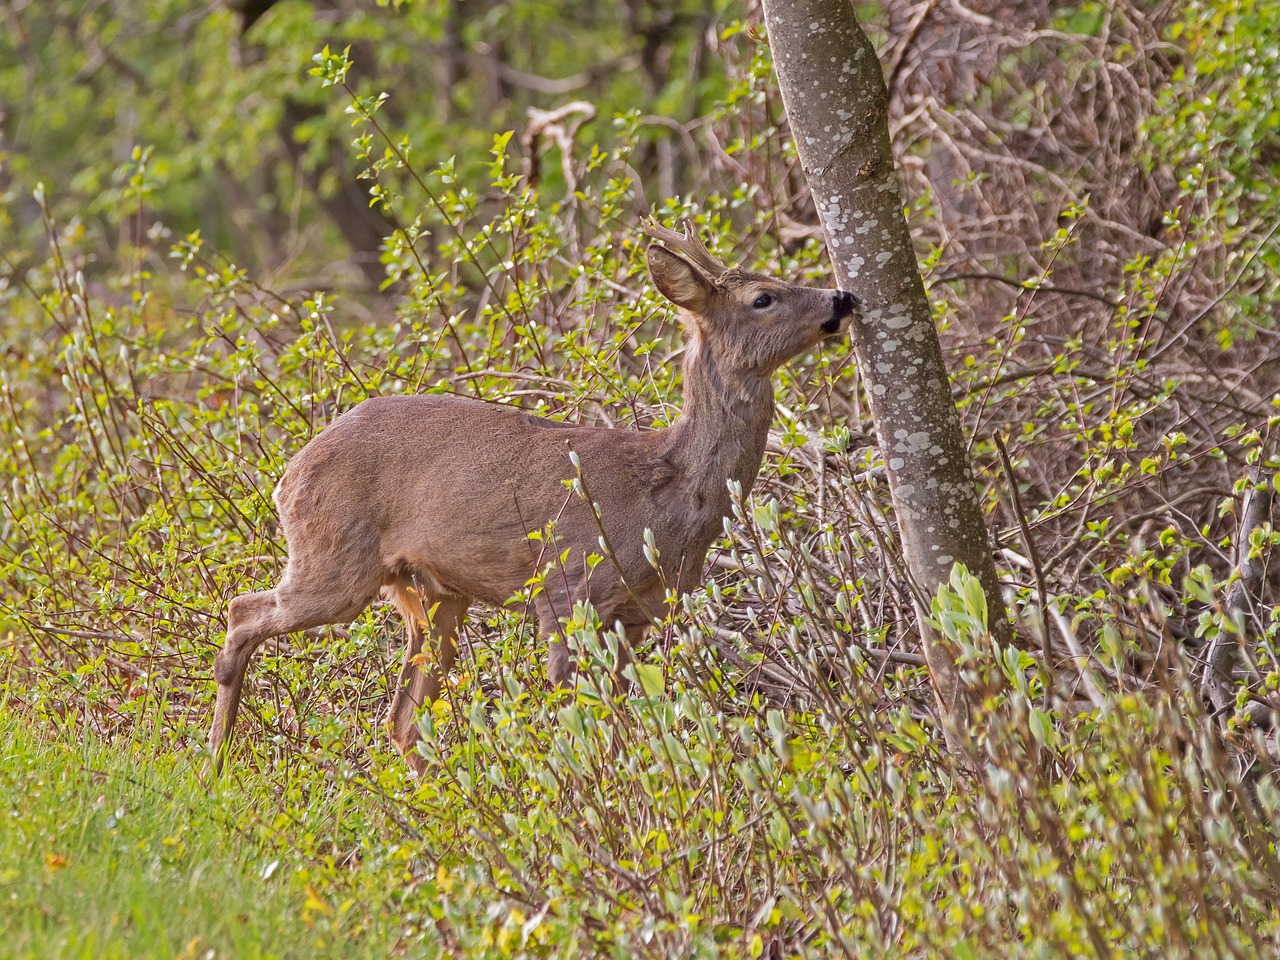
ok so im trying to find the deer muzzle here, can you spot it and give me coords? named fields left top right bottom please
left=822, top=290, right=860, bottom=335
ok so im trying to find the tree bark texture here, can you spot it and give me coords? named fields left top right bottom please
left=761, top=0, right=1012, bottom=738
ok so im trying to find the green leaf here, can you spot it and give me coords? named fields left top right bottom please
left=633, top=663, right=664, bottom=698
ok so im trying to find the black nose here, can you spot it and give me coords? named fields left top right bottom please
left=822, top=290, right=859, bottom=333
left=832, top=290, right=859, bottom=319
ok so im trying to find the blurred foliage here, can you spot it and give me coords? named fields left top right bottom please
left=3, top=0, right=1280, bottom=956
left=0, top=0, right=740, bottom=283
left=1147, top=0, right=1280, bottom=334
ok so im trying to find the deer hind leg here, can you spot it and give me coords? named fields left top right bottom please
left=208, top=560, right=382, bottom=776
left=386, top=584, right=468, bottom=774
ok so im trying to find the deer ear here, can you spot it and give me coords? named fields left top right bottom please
left=647, top=245, right=712, bottom=313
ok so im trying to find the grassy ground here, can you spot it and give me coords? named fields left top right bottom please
left=0, top=704, right=410, bottom=960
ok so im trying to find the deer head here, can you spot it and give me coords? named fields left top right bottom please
left=644, top=218, right=859, bottom=376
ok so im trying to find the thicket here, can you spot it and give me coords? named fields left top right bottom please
left=3, top=0, right=1280, bottom=956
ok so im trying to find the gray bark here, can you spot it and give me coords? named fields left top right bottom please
left=760, top=0, right=1012, bottom=740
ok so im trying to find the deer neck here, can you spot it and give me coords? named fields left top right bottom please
left=663, top=342, right=775, bottom=515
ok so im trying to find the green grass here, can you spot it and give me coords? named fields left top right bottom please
left=0, top=710, right=407, bottom=960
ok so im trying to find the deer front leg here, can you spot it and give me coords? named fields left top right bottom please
left=546, top=635, right=575, bottom=687
left=534, top=590, right=579, bottom=689
left=544, top=618, right=645, bottom=696
left=386, top=593, right=468, bottom=775
left=611, top=623, right=648, bottom=698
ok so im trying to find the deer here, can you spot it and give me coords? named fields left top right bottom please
left=207, top=220, right=860, bottom=775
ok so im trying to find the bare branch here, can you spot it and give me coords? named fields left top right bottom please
left=1204, top=463, right=1276, bottom=712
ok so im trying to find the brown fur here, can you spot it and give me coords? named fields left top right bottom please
left=208, top=229, right=860, bottom=775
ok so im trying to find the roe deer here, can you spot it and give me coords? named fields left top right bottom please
left=208, top=220, right=860, bottom=775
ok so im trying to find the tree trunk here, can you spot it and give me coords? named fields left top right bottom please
left=278, top=99, right=392, bottom=289
left=234, top=3, right=393, bottom=288
left=760, top=0, right=1012, bottom=743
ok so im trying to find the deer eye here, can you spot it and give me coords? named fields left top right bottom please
left=752, top=293, right=773, bottom=309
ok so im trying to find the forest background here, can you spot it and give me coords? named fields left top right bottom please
left=3, top=0, right=1280, bottom=957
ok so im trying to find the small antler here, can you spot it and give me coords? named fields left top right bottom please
left=642, top=217, right=728, bottom=278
